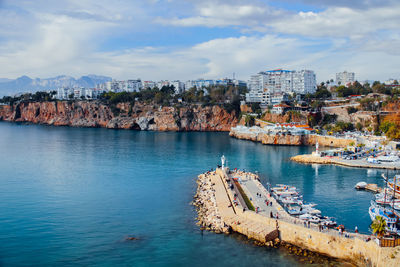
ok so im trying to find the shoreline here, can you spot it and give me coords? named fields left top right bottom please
left=291, top=154, right=400, bottom=170
left=0, top=120, right=232, bottom=132
left=194, top=167, right=400, bottom=267
left=229, top=126, right=356, bottom=148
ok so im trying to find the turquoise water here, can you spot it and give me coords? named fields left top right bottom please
left=0, top=123, right=392, bottom=266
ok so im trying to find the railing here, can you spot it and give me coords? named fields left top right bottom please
left=379, top=237, right=400, bottom=247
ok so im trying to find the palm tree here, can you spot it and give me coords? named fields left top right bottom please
left=371, top=216, right=387, bottom=237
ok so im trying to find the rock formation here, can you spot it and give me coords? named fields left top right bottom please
left=0, top=101, right=237, bottom=131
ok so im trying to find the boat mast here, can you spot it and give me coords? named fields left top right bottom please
left=384, top=171, right=388, bottom=205
left=392, top=174, right=397, bottom=214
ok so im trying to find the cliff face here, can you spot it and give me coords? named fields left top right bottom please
left=0, top=101, right=237, bottom=131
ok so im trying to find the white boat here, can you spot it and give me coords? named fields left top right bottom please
left=389, top=202, right=400, bottom=211
left=298, top=203, right=321, bottom=215
left=319, top=216, right=337, bottom=227
left=355, top=181, right=367, bottom=189
left=299, top=213, right=320, bottom=223
left=279, top=196, right=303, bottom=205
left=287, top=205, right=303, bottom=215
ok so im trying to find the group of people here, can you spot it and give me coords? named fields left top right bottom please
left=265, top=199, right=273, bottom=206
left=270, top=211, right=279, bottom=219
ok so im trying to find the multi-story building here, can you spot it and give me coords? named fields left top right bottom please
left=124, top=80, right=142, bottom=92
left=142, top=81, right=156, bottom=89
left=170, top=80, right=185, bottom=94
left=261, top=92, right=289, bottom=105
left=336, top=71, right=355, bottom=86
left=246, top=69, right=316, bottom=103
left=57, top=87, right=106, bottom=99
left=292, top=70, right=317, bottom=94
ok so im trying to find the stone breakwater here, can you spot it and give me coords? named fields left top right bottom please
left=193, top=172, right=230, bottom=234
left=194, top=168, right=400, bottom=267
left=292, top=154, right=400, bottom=170
left=0, top=101, right=237, bottom=131
left=230, top=126, right=355, bottom=147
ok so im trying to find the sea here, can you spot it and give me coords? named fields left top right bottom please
left=0, top=122, right=393, bottom=266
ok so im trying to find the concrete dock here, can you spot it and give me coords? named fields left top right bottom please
left=194, top=167, right=400, bottom=267
left=291, top=154, right=400, bottom=170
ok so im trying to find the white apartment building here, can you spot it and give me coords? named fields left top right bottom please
left=246, top=69, right=316, bottom=103
left=261, top=92, right=289, bottom=105
left=292, top=70, right=317, bottom=94
left=142, top=81, right=156, bottom=89
left=336, top=71, right=355, bottom=86
left=170, top=80, right=185, bottom=94
left=57, top=87, right=105, bottom=99
left=123, top=80, right=142, bottom=92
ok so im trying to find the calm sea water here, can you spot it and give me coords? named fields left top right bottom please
left=0, top=122, right=392, bottom=266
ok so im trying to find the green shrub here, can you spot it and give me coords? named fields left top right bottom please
left=233, top=180, right=255, bottom=211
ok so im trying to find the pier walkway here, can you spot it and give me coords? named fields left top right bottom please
left=205, top=167, right=400, bottom=267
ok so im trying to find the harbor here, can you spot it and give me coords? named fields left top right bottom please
left=291, top=139, right=400, bottom=170
left=194, top=156, right=400, bottom=267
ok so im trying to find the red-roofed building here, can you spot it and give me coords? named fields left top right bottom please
left=271, top=104, right=291, bottom=114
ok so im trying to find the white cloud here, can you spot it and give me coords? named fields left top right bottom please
left=270, top=5, right=400, bottom=38
left=0, top=0, right=400, bottom=83
left=155, top=2, right=283, bottom=28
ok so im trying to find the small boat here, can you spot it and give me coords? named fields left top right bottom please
left=320, top=217, right=337, bottom=227
left=287, top=205, right=303, bottom=215
left=355, top=181, right=367, bottom=190
left=280, top=196, right=302, bottom=205
left=299, top=213, right=320, bottom=223
left=317, top=214, right=337, bottom=227
left=389, top=202, right=400, bottom=211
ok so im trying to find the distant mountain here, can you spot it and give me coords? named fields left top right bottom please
left=0, top=75, right=112, bottom=96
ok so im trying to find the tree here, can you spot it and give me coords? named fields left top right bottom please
left=371, top=216, right=386, bottom=237
left=380, top=121, right=400, bottom=140
left=347, top=106, right=358, bottom=114
left=244, top=115, right=255, bottom=127
left=355, top=122, right=363, bottom=131
left=314, top=87, right=331, bottom=99
left=154, top=92, right=163, bottom=104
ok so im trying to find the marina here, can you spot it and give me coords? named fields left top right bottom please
left=194, top=156, right=400, bottom=267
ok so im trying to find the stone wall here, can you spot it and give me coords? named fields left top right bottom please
left=207, top=168, right=400, bottom=267
left=229, top=127, right=355, bottom=147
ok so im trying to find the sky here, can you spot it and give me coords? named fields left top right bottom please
left=0, top=0, right=399, bottom=82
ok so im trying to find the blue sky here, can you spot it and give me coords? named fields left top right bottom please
left=0, top=0, right=399, bottom=82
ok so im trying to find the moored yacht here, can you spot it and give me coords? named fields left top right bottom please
left=369, top=200, right=400, bottom=235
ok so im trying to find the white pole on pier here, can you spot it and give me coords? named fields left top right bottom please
left=221, top=155, right=226, bottom=170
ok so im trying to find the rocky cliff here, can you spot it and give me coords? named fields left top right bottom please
left=0, top=101, right=238, bottom=131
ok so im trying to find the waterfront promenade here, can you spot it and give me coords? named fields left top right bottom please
left=292, top=154, right=400, bottom=170
left=194, top=167, right=400, bottom=267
